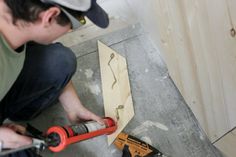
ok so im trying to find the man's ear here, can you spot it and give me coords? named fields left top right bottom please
left=41, top=7, right=61, bottom=27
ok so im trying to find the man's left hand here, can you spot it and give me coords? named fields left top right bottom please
left=66, top=105, right=104, bottom=125
left=59, top=81, right=104, bottom=125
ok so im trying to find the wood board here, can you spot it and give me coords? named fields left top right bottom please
left=125, top=0, right=236, bottom=142
left=98, top=40, right=134, bottom=145
left=214, top=128, right=236, bottom=157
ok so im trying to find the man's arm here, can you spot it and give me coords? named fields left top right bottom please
left=59, top=81, right=104, bottom=124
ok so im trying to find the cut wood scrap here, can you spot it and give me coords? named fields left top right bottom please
left=214, top=128, right=236, bottom=157
left=98, top=40, right=134, bottom=145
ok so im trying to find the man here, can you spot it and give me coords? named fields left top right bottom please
left=0, top=0, right=109, bottom=156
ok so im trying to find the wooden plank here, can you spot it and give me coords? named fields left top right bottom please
left=179, top=0, right=236, bottom=140
left=98, top=40, right=134, bottom=145
left=125, top=0, right=236, bottom=142
left=214, top=128, right=236, bottom=157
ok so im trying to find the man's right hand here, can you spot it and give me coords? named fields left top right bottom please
left=0, top=125, right=32, bottom=149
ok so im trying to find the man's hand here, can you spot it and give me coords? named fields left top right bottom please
left=59, top=81, right=104, bottom=124
left=66, top=105, right=104, bottom=124
left=0, top=124, right=32, bottom=149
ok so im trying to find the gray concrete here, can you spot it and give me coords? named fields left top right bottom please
left=29, top=24, right=223, bottom=157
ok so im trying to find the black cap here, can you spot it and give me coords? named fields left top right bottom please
left=41, top=0, right=109, bottom=29
left=84, top=0, right=109, bottom=28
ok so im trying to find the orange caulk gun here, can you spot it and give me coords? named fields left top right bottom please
left=46, top=117, right=117, bottom=152
left=0, top=117, right=117, bottom=156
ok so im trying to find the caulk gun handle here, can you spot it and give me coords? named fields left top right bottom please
left=122, top=145, right=132, bottom=157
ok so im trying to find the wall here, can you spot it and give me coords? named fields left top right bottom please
left=125, top=0, right=236, bottom=142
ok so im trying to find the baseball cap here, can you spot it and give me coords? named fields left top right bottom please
left=40, top=0, right=109, bottom=30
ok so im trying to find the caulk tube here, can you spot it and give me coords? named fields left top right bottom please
left=70, top=117, right=116, bottom=135
left=46, top=117, right=117, bottom=152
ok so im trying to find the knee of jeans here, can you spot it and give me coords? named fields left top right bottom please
left=41, top=43, right=77, bottom=86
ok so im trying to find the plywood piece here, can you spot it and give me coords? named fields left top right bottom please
left=98, top=40, right=134, bottom=145
left=214, top=128, right=236, bottom=157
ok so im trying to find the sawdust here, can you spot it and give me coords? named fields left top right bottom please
left=140, top=136, right=153, bottom=145
left=131, top=120, right=168, bottom=136
left=85, top=69, right=94, bottom=79
left=86, top=83, right=101, bottom=96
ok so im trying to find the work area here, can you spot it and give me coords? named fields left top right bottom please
left=31, top=24, right=223, bottom=157
left=0, top=0, right=235, bottom=157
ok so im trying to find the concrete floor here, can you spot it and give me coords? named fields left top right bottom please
left=29, top=24, right=223, bottom=157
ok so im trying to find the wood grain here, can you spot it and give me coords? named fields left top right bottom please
left=215, top=128, right=236, bottom=157
left=125, top=0, right=236, bottom=142
left=98, top=40, right=134, bottom=145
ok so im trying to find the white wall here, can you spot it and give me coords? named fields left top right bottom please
left=97, top=0, right=137, bottom=24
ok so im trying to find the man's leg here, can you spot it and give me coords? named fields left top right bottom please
left=1, top=42, right=77, bottom=122
left=0, top=42, right=77, bottom=156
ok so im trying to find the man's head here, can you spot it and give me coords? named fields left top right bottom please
left=41, top=0, right=109, bottom=30
left=2, top=0, right=109, bottom=44
left=4, top=0, right=70, bottom=26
